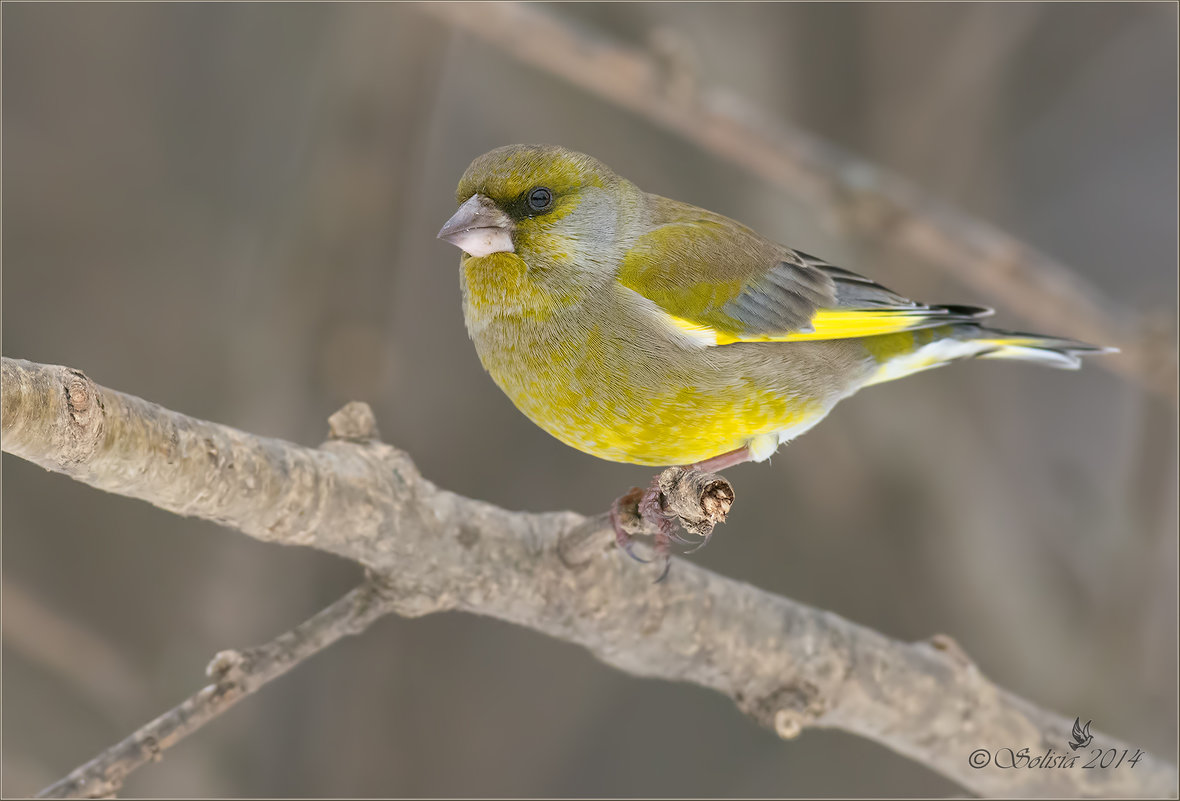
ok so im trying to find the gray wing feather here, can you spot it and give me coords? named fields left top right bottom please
left=721, top=254, right=834, bottom=335
left=719, top=248, right=992, bottom=337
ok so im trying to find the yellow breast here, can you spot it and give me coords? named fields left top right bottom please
left=461, top=254, right=822, bottom=466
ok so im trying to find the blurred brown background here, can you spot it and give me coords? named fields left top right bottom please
left=3, top=3, right=1176, bottom=797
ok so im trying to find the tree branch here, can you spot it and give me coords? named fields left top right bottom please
left=416, top=2, right=1177, bottom=405
left=35, top=580, right=398, bottom=799
left=3, top=357, right=1175, bottom=798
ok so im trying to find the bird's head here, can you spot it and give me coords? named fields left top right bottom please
left=438, top=144, right=632, bottom=276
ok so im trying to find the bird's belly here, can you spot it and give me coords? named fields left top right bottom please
left=471, top=318, right=824, bottom=466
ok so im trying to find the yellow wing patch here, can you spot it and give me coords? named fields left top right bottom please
left=666, top=315, right=720, bottom=346
left=666, top=308, right=930, bottom=346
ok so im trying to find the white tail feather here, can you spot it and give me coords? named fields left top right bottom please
left=977, top=345, right=1082, bottom=369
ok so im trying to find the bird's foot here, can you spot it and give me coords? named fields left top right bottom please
left=610, top=486, right=650, bottom=564
left=609, top=466, right=736, bottom=581
left=638, top=476, right=684, bottom=582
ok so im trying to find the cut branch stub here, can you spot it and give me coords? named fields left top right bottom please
left=657, top=465, right=735, bottom=539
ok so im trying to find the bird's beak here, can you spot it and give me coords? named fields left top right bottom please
left=437, top=194, right=515, bottom=257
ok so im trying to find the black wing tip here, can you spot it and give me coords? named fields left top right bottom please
left=936, top=304, right=995, bottom=319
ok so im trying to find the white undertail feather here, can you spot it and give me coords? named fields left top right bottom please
left=976, top=345, right=1082, bottom=369
left=864, top=334, right=1094, bottom=387
left=863, top=339, right=990, bottom=387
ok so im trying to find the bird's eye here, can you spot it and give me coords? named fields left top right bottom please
left=526, top=186, right=554, bottom=213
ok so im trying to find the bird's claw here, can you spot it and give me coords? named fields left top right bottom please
left=653, top=557, right=672, bottom=583
left=610, top=483, right=672, bottom=578
left=610, top=470, right=728, bottom=581
left=610, top=487, right=651, bottom=564
left=682, top=529, right=714, bottom=554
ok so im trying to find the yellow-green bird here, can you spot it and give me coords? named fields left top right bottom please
left=438, top=144, right=1109, bottom=565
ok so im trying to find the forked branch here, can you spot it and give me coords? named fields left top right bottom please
left=2, top=357, right=1175, bottom=798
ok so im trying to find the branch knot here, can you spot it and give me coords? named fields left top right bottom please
left=60, top=368, right=105, bottom=464
left=736, top=681, right=827, bottom=741
left=205, top=649, right=249, bottom=687
left=327, top=401, right=381, bottom=441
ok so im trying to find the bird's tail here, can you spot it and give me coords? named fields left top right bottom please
left=861, top=323, right=1116, bottom=387
left=969, top=328, right=1114, bottom=369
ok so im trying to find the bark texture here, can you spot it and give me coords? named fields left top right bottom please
left=3, top=357, right=1175, bottom=798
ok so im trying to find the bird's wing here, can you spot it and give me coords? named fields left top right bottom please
left=618, top=198, right=991, bottom=345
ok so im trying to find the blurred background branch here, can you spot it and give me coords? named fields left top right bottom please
left=419, top=1, right=1177, bottom=405
left=3, top=356, right=1176, bottom=798
left=2, top=581, right=146, bottom=722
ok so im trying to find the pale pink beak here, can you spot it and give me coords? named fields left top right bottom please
left=437, top=194, right=515, bottom=257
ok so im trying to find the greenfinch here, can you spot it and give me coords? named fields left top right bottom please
left=438, top=144, right=1109, bottom=565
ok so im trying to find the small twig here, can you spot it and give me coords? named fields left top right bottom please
left=586, top=467, right=735, bottom=552
left=657, top=466, right=734, bottom=539
left=36, top=580, right=398, bottom=799
left=417, top=2, right=1176, bottom=405
left=564, top=468, right=734, bottom=581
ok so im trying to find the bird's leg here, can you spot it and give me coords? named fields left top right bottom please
left=615, top=445, right=752, bottom=578
left=689, top=446, right=756, bottom=473
left=609, top=486, right=650, bottom=564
